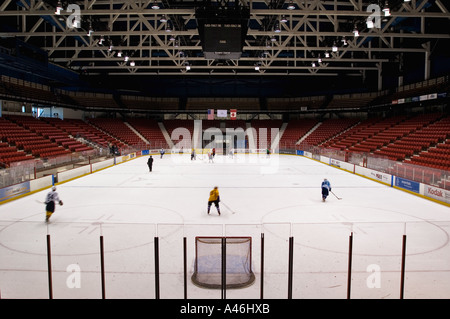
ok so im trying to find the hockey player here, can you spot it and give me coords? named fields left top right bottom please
left=191, top=149, right=196, bottom=161
left=207, top=186, right=221, bottom=215
left=160, top=148, right=165, bottom=159
left=45, top=186, right=63, bottom=222
left=147, top=155, right=154, bottom=172
left=208, top=151, right=213, bottom=163
left=321, top=178, right=331, bottom=202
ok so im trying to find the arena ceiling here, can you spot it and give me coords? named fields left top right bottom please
left=0, top=0, right=449, bottom=95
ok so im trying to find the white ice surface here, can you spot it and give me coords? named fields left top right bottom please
left=0, top=154, right=449, bottom=299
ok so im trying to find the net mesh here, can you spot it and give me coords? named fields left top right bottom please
left=192, top=237, right=255, bottom=289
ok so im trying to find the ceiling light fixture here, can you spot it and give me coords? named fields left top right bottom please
left=55, top=1, right=63, bottom=15
left=151, top=1, right=160, bottom=9
left=274, top=22, right=281, bottom=33
left=87, top=23, right=93, bottom=37
left=287, top=0, right=295, bottom=10
left=383, top=1, right=391, bottom=16
left=332, top=42, right=338, bottom=52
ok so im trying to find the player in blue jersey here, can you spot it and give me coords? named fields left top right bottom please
left=321, top=178, right=331, bottom=202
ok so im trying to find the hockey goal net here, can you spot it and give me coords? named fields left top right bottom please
left=192, top=236, right=255, bottom=289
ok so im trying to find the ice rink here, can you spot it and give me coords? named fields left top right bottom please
left=0, top=153, right=449, bottom=299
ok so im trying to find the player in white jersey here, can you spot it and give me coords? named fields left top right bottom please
left=45, top=186, right=63, bottom=222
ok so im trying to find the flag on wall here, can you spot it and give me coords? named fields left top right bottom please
left=230, top=109, right=237, bottom=120
left=217, top=109, right=227, bottom=118
left=207, top=109, right=214, bottom=120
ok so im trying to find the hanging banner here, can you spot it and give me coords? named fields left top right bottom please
left=207, top=109, right=214, bottom=120
left=217, top=109, right=227, bottom=118
left=230, top=109, right=237, bottom=120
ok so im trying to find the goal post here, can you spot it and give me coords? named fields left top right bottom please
left=192, top=236, right=255, bottom=289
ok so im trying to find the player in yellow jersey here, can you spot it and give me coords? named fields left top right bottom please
left=207, top=186, right=220, bottom=215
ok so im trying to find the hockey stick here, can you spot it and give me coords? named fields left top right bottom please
left=330, top=190, right=342, bottom=200
left=221, top=201, right=236, bottom=214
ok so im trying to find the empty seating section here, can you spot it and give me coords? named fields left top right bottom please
left=57, top=118, right=118, bottom=148
left=6, top=115, right=72, bottom=158
left=343, top=116, right=406, bottom=153
left=321, top=114, right=450, bottom=165
left=223, top=120, right=247, bottom=130
left=326, top=95, right=375, bottom=109
left=201, top=120, right=224, bottom=132
left=250, top=120, right=283, bottom=149
left=127, top=118, right=168, bottom=149
left=300, top=118, right=359, bottom=147
left=43, top=118, right=94, bottom=152
left=0, top=115, right=110, bottom=167
left=404, top=115, right=450, bottom=170
left=163, top=120, right=194, bottom=149
left=121, top=96, right=179, bottom=110
left=0, top=113, right=448, bottom=181
left=279, top=119, right=319, bottom=149
left=0, top=118, right=34, bottom=166
left=0, top=76, right=58, bottom=103
left=322, top=118, right=380, bottom=150
left=371, top=113, right=442, bottom=161
left=373, top=77, right=449, bottom=106
left=267, top=96, right=326, bottom=110
left=87, top=118, right=140, bottom=147
left=67, top=92, right=120, bottom=109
